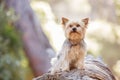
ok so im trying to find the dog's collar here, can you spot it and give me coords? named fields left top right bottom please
left=71, top=43, right=78, bottom=46
left=68, top=39, right=84, bottom=47
left=68, top=40, right=79, bottom=47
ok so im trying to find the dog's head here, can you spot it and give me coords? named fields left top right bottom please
left=61, top=17, right=89, bottom=41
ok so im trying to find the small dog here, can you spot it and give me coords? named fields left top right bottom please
left=50, top=17, right=89, bottom=74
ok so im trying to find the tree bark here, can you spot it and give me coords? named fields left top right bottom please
left=33, top=55, right=116, bottom=80
left=5, top=0, right=55, bottom=77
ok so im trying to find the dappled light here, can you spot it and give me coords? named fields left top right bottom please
left=0, top=0, right=120, bottom=80
left=31, top=0, right=120, bottom=79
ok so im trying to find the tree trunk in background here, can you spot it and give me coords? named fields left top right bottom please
left=5, top=0, right=54, bottom=77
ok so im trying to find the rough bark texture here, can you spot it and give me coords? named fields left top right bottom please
left=33, top=55, right=116, bottom=80
left=5, top=0, right=54, bottom=76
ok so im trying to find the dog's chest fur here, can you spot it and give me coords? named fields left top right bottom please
left=60, top=39, right=86, bottom=61
left=68, top=44, right=83, bottom=60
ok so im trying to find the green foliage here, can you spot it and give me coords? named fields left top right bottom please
left=0, top=3, right=31, bottom=80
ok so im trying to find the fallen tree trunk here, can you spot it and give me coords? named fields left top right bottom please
left=33, top=55, right=116, bottom=80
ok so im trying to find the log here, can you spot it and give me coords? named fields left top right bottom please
left=33, top=55, right=116, bottom=80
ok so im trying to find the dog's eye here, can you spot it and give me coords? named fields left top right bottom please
left=76, top=24, right=80, bottom=27
left=69, top=25, right=72, bottom=27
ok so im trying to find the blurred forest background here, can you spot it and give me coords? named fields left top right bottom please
left=0, top=0, right=120, bottom=80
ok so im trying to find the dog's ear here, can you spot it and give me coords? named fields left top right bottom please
left=82, top=18, right=89, bottom=26
left=62, top=17, right=69, bottom=25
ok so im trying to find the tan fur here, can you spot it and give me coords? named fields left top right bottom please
left=50, top=17, right=89, bottom=74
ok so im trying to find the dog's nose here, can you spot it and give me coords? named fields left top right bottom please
left=72, top=28, right=77, bottom=32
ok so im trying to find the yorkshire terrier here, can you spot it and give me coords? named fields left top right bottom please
left=50, top=17, right=89, bottom=74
